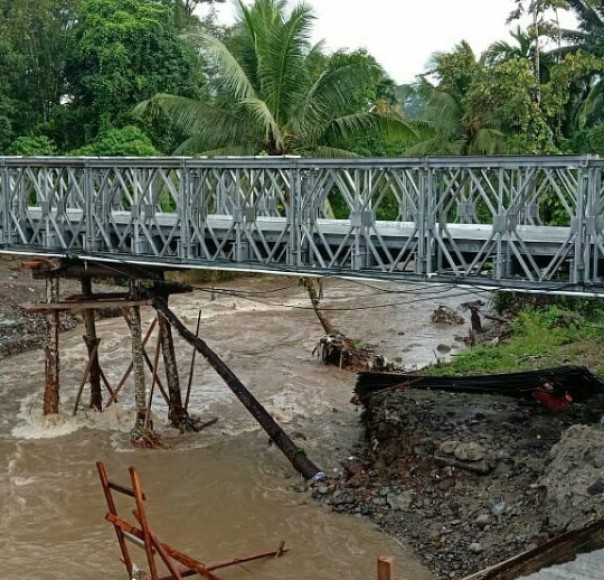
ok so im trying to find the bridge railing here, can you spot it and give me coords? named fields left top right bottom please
left=1, top=155, right=603, bottom=291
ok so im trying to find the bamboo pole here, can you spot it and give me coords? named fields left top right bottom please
left=106, top=318, right=157, bottom=407
left=128, top=306, right=147, bottom=428
left=144, top=325, right=163, bottom=431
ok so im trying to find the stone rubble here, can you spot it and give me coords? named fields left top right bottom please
left=310, top=388, right=604, bottom=579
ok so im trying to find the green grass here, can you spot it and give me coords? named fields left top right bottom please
left=425, top=303, right=604, bottom=378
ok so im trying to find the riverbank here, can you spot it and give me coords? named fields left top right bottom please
left=3, top=255, right=604, bottom=579
left=311, top=299, right=604, bottom=579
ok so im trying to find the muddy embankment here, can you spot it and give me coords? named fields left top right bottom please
left=312, top=378, right=604, bottom=579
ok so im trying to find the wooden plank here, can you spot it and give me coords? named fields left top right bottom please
left=377, top=556, right=393, bottom=580
left=22, top=299, right=152, bottom=312
left=462, top=518, right=604, bottom=580
left=64, top=292, right=132, bottom=301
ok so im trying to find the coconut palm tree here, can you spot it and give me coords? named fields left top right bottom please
left=401, top=44, right=505, bottom=156
left=135, top=0, right=414, bottom=156
left=401, top=85, right=505, bottom=156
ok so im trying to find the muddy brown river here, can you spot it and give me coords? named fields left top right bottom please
left=0, top=277, right=484, bottom=579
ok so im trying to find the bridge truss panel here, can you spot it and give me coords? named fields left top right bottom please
left=1, top=156, right=604, bottom=295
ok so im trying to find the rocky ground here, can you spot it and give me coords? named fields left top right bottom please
left=0, top=255, right=82, bottom=359
left=312, top=385, right=604, bottom=579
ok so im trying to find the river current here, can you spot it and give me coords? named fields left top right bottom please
left=0, top=276, right=483, bottom=579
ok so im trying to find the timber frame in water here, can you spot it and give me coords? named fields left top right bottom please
left=301, top=277, right=393, bottom=372
left=20, top=258, right=324, bottom=479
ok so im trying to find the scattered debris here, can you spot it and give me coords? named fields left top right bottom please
left=354, top=365, right=604, bottom=407
left=432, top=305, right=465, bottom=325
left=312, top=384, right=604, bottom=579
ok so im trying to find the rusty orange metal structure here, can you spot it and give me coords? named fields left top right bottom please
left=96, top=461, right=287, bottom=579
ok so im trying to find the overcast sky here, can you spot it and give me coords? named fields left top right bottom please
left=205, top=0, right=578, bottom=84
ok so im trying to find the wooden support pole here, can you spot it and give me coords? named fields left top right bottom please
left=105, top=318, right=157, bottom=407
left=99, top=367, right=115, bottom=397
left=73, top=339, right=100, bottom=416
left=43, top=273, right=60, bottom=415
left=377, top=556, right=394, bottom=580
left=159, top=306, right=187, bottom=426
left=122, top=313, right=171, bottom=407
left=152, top=296, right=324, bottom=481
left=128, top=305, right=147, bottom=428
left=144, top=325, right=163, bottom=431
left=82, top=277, right=103, bottom=411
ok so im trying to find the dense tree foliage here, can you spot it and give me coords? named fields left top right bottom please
left=135, top=0, right=413, bottom=156
left=2, top=0, right=604, bottom=157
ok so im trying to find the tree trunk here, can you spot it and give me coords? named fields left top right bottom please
left=158, top=314, right=187, bottom=427
left=128, top=305, right=147, bottom=428
left=152, top=297, right=323, bottom=481
left=82, top=277, right=102, bottom=411
left=301, top=278, right=334, bottom=335
left=43, top=274, right=60, bottom=415
left=532, top=7, right=541, bottom=104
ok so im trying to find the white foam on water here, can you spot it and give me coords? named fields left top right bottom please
left=11, top=391, right=141, bottom=439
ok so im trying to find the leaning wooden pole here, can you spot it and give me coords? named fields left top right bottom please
left=152, top=297, right=324, bottom=481
left=301, top=278, right=334, bottom=336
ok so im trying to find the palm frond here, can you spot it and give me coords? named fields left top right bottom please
left=260, top=2, right=314, bottom=125
left=470, top=128, right=506, bottom=155
left=185, top=30, right=257, bottom=101
left=305, top=145, right=362, bottom=158
left=321, top=112, right=417, bottom=149
left=241, top=97, right=283, bottom=150
left=134, top=94, right=258, bottom=153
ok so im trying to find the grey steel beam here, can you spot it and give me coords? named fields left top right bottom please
left=1, top=155, right=603, bottom=295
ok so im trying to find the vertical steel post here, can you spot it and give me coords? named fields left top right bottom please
left=573, top=167, right=588, bottom=285
left=84, top=161, right=96, bottom=251
left=179, top=160, right=190, bottom=259
left=289, top=163, right=301, bottom=268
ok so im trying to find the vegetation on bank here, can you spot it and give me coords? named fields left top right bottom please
left=426, top=294, right=604, bottom=378
left=3, top=0, right=604, bottom=158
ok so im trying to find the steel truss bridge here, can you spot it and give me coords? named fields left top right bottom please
left=2, top=155, right=604, bottom=295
